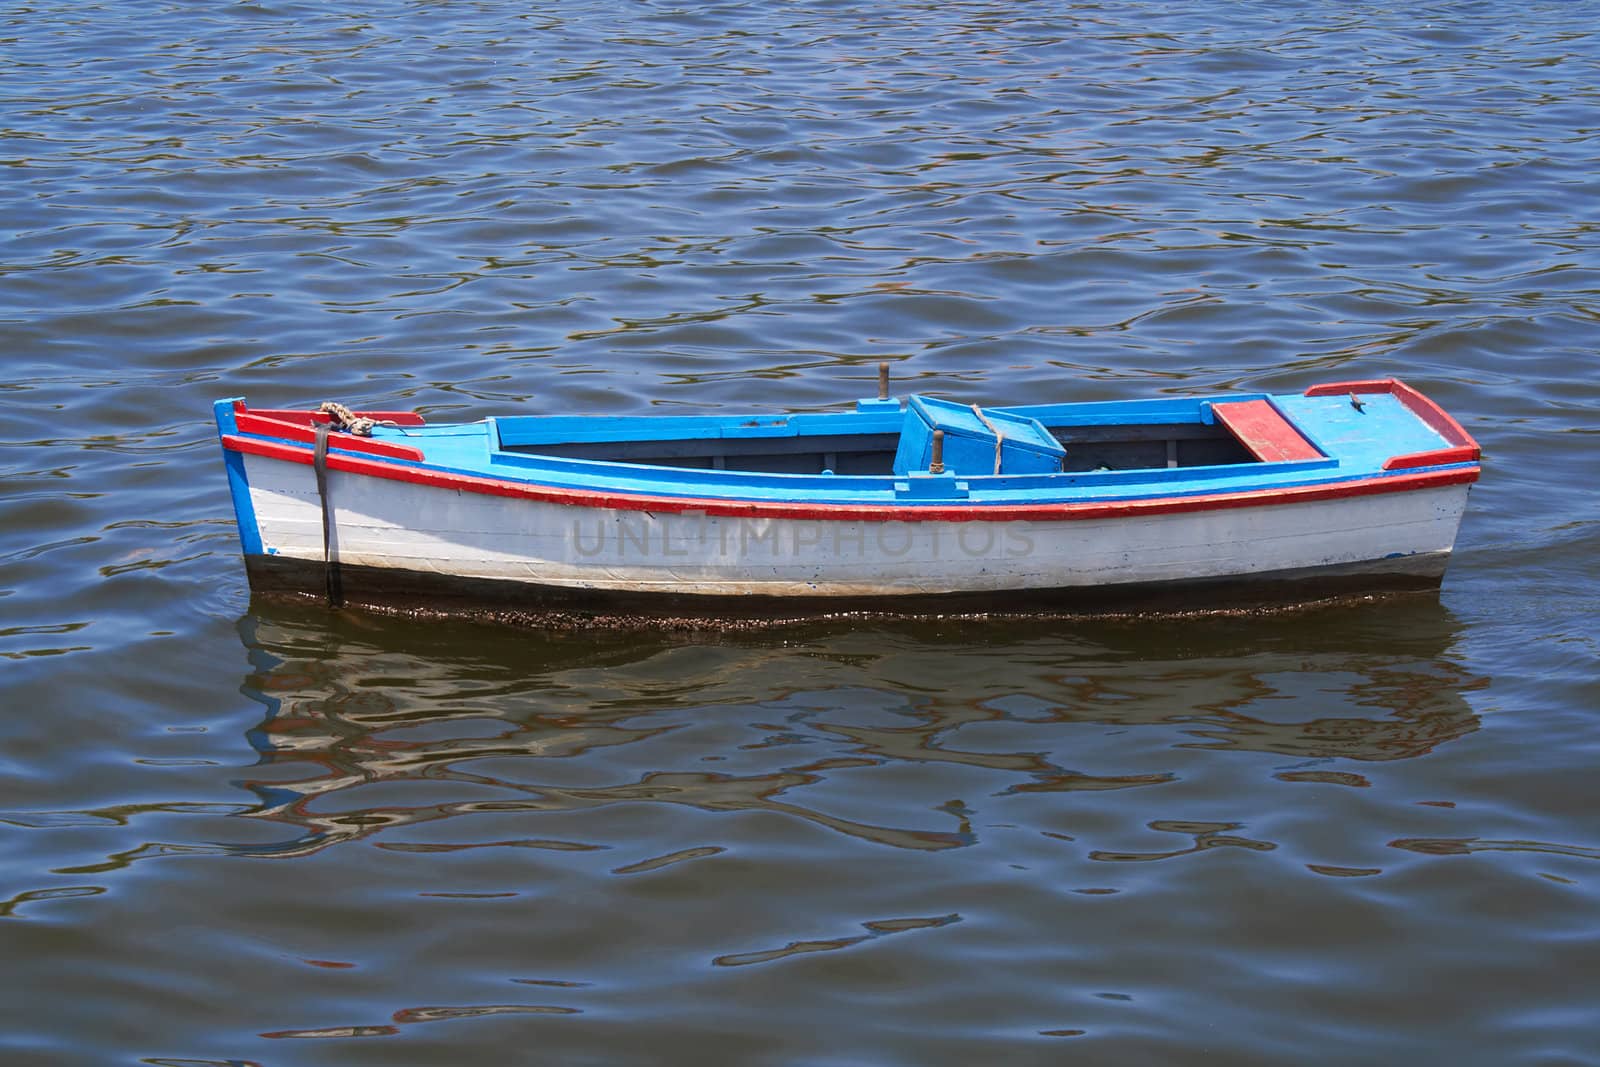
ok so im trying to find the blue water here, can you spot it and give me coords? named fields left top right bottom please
left=3, top=3, right=1598, bottom=1063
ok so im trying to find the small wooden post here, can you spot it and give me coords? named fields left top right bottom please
left=877, top=361, right=890, bottom=401
left=929, top=429, right=945, bottom=474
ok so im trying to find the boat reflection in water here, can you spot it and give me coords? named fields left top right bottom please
left=232, top=595, right=1486, bottom=863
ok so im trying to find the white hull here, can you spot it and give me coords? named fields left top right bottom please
left=243, top=452, right=1467, bottom=599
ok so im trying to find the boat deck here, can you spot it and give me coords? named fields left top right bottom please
left=307, top=385, right=1468, bottom=508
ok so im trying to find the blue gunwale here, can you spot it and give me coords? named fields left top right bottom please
left=491, top=395, right=1221, bottom=447
left=479, top=444, right=1342, bottom=503
left=222, top=389, right=1477, bottom=509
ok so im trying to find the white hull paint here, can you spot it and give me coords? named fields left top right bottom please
left=244, top=452, right=1467, bottom=598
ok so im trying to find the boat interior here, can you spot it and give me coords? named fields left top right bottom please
left=496, top=396, right=1273, bottom=478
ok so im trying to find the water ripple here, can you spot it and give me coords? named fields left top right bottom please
left=4, top=1, right=1599, bottom=1062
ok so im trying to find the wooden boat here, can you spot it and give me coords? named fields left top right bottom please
left=213, top=375, right=1481, bottom=619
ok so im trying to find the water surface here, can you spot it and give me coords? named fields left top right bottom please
left=2, top=2, right=1598, bottom=1063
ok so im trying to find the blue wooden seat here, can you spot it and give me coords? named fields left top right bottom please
left=892, top=396, right=1065, bottom=476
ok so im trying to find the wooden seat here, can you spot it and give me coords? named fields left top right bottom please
left=892, top=396, right=1064, bottom=476
left=1210, top=400, right=1322, bottom=462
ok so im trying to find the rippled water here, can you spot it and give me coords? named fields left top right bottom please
left=3, top=2, right=1598, bottom=1063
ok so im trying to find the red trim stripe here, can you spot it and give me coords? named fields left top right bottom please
left=1382, top=446, right=1481, bottom=471
left=1211, top=400, right=1322, bottom=462
left=1303, top=379, right=1481, bottom=460
left=222, top=434, right=1478, bottom=523
left=241, top=405, right=427, bottom=428
left=233, top=411, right=426, bottom=462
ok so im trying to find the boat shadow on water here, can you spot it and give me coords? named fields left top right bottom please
left=226, top=593, right=1487, bottom=863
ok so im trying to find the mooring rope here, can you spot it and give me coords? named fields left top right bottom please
left=971, top=404, right=1005, bottom=476
left=318, top=400, right=376, bottom=437
left=312, top=422, right=344, bottom=608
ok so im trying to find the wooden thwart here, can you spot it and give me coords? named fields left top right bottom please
left=1210, top=400, right=1322, bottom=463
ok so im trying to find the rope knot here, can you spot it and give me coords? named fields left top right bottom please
left=318, top=401, right=376, bottom=437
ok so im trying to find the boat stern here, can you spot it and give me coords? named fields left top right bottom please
left=214, top=398, right=265, bottom=556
